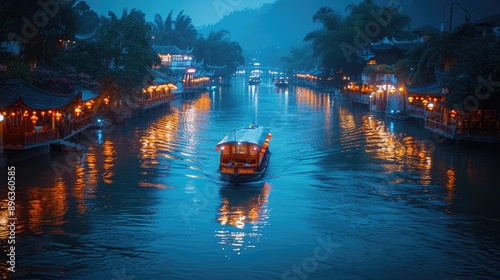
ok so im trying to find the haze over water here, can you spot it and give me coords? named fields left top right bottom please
left=1, top=77, right=499, bottom=279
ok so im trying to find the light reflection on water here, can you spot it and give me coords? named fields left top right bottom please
left=216, top=182, right=271, bottom=256
left=0, top=78, right=499, bottom=279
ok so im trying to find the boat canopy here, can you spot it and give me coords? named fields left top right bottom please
left=217, top=124, right=270, bottom=146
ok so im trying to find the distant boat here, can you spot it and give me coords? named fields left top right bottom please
left=216, top=124, right=272, bottom=183
left=249, top=75, right=261, bottom=85
left=273, top=76, right=288, bottom=87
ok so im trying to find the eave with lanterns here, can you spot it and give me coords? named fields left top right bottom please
left=293, top=68, right=334, bottom=90
left=405, top=81, right=445, bottom=120
left=139, top=82, right=178, bottom=110
left=0, top=79, right=95, bottom=150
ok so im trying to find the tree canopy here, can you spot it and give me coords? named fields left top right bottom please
left=300, top=0, right=413, bottom=77
left=403, top=23, right=500, bottom=110
left=1, top=0, right=78, bottom=64
left=149, top=10, right=198, bottom=49
left=193, top=30, right=244, bottom=73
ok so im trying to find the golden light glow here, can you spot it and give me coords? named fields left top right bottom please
left=30, top=115, right=38, bottom=124
left=144, top=83, right=178, bottom=93
left=216, top=183, right=271, bottom=253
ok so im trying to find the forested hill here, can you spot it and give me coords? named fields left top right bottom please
left=198, top=0, right=499, bottom=66
left=198, top=0, right=339, bottom=64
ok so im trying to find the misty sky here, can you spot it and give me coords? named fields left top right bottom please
left=84, top=0, right=276, bottom=27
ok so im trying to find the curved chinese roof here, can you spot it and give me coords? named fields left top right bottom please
left=0, top=79, right=81, bottom=110
left=404, top=81, right=444, bottom=95
left=217, top=124, right=271, bottom=146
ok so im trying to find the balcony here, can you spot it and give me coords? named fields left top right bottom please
left=3, top=116, right=93, bottom=150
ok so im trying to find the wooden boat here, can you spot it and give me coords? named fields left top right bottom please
left=216, top=124, right=272, bottom=183
left=273, top=76, right=288, bottom=87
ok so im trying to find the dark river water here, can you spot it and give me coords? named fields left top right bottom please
left=1, top=77, right=500, bottom=280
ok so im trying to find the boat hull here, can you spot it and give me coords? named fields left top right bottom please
left=218, top=150, right=270, bottom=184
left=219, top=171, right=266, bottom=184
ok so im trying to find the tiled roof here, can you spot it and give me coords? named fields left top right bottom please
left=0, top=79, right=80, bottom=110
left=434, top=65, right=452, bottom=86
left=370, top=37, right=423, bottom=52
left=412, top=24, right=440, bottom=35
left=153, top=45, right=192, bottom=54
left=475, top=14, right=500, bottom=26
left=404, top=81, right=444, bottom=95
left=205, top=65, right=231, bottom=76
left=217, top=124, right=271, bottom=146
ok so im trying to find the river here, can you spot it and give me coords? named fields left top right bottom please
left=1, top=77, right=499, bottom=280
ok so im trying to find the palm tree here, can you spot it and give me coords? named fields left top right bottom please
left=172, top=10, right=197, bottom=49
left=194, top=30, right=244, bottom=73
left=149, top=11, right=174, bottom=45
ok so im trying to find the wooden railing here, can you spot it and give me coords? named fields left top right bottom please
left=138, top=95, right=174, bottom=110
left=345, top=92, right=370, bottom=105
left=409, top=108, right=425, bottom=118
left=58, top=115, right=93, bottom=139
left=4, top=129, right=58, bottom=146
left=4, top=116, right=93, bottom=147
left=425, top=119, right=456, bottom=139
left=425, top=118, right=500, bottom=141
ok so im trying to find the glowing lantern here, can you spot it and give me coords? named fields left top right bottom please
left=30, top=115, right=38, bottom=124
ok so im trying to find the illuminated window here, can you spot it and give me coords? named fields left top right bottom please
left=236, top=145, right=247, bottom=154
left=249, top=146, right=258, bottom=156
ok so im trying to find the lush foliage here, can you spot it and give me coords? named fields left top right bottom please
left=0, top=52, right=33, bottom=84
left=279, top=44, right=315, bottom=75
left=149, top=10, right=198, bottom=49
left=0, top=0, right=79, bottom=64
left=4, top=1, right=245, bottom=98
left=403, top=23, right=500, bottom=110
left=193, top=30, right=244, bottom=72
left=299, top=0, right=412, bottom=77
left=55, top=8, right=159, bottom=103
